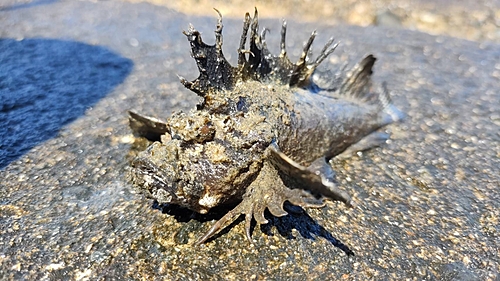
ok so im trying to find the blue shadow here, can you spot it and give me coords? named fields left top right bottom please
left=0, top=38, right=133, bottom=169
left=0, top=0, right=59, bottom=12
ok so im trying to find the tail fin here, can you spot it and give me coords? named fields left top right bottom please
left=379, top=82, right=405, bottom=124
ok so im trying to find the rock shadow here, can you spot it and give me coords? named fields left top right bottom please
left=261, top=203, right=354, bottom=255
left=153, top=200, right=240, bottom=224
left=154, top=201, right=354, bottom=255
left=0, top=0, right=59, bottom=12
left=0, top=38, right=133, bottom=168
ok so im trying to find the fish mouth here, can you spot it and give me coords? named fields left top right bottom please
left=130, top=156, right=212, bottom=214
left=130, top=156, right=178, bottom=205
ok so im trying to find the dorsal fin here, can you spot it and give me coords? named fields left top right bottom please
left=177, top=9, right=402, bottom=120
left=179, top=9, right=339, bottom=99
left=338, top=54, right=376, bottom=102
left=179, top=9, right=236, bottom=96
left=289, top=33, right=338, bottom=88
left=304, top=54, right=403, bottom=125
left=248, top=9, right=272, bottom=79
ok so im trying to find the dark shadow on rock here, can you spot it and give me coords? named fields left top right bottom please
left=153, top=201, right=245, bottom=244
left=153, top=200, right=240, bottom=223
left=0, top=38, right=133, bottom=169
left=154, top=201, right=354, bottom=255
left=435, top=262, right=479, bottom=281
left=261, top=203, right=354, bottom=256
left=0, top=0, right=58, bottom=12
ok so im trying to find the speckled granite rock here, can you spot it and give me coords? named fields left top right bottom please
left=0, top=1, right=498, bottom=280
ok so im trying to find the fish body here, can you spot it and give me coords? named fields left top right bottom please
left=129, top=9, right=403, bottom=244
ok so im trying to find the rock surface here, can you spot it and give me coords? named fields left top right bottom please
left=125, top=0, right=500, bottom=43
left=0, top=0, right=499, bottom=280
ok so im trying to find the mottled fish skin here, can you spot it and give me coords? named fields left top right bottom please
left=279, top=88, right=393, bottom=166
left=128, top=9, right=403, bottom=244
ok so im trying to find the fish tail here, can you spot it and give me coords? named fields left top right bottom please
left=379, top=81, right=405, bottom=124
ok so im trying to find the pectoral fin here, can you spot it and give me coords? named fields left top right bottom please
left=128, top=111, right=169, bottom=141
left=269, top=143, right=353, bottom=207
left=195, top=160, right=324, bottom=244
left=337, top=131, right=389, bottom=159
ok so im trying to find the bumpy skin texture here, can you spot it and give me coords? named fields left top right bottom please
left=129, top=9, right=403, bottom=244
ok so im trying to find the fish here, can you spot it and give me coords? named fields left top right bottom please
left=128, top=8, right=404, bottom=244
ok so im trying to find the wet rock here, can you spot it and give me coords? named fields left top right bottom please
left=137, top=0, right=500, bottom=43
left=375, top=9, right=403, bottom=28
left=0, top=39, right=132, bottom=168
left=437, top=262, right=479, bottom=281
left=0, top=0, right=499, bottom=280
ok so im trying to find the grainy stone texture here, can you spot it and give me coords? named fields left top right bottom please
left=124, top=0, right=500, bottom=43
left=0, top=0, right=499, bottom=280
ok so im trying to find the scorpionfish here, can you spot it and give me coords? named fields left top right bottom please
left=129, top=9, right=403, bottom=244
